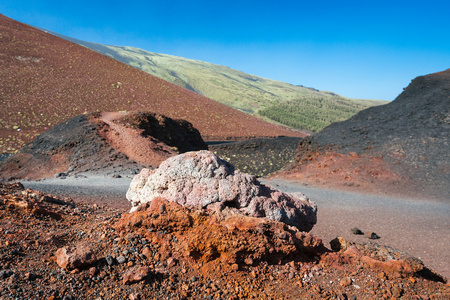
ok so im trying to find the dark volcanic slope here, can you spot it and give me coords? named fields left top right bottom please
left=0, top=14, right=303, bottom=153
left=282, top=69, right=450, bottom=200
left=0, top=111, right=207, bottom=180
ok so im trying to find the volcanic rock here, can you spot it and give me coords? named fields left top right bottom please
left=0, top=111, right=207, bottom=180
left=115, top=198, right=325, bottom=267
left=122, top=266, right=150, bottom=285
left=126, top=151, right=317, bottom=232
left=0, top=181, right=448, bottom=298
left=282, top=69, right=450, bottom=200
left=55, top=243, right=97, bottom=270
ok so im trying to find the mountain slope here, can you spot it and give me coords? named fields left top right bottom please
left=0, top=14, right=302, bottom=153
left=44, top=30, right=387, bottom=132
left=279, top=69, right=450, bottom=201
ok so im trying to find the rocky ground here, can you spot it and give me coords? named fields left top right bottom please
left=209, top=137, right=302, bottom=177
left=1, top=180, right=449, bottom=300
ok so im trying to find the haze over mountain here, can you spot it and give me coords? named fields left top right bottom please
left=43, top=29, right=387, bottom=132
left=0, top=14, right=302, bottom=154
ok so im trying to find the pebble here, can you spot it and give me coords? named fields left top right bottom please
left=366, top=232, right=380, bottom=239
left=392, top=286, right=403, bottom=298
left=231, top=264, right=239, bottom=271
left=340, top=277, right=352, bottom=287
left=116, top=256, right=127, bottom=264
left=106, top=255, right=114, bottom=266
left=351, top=228, right=364, bottom=235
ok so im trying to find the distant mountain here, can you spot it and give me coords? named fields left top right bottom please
left=43, top=30, right=387, bottom=132
left=0, top=14, right=301, bottom=153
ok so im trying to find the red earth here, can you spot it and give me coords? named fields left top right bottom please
left=1, top=182, right=448, bottom=299
left=0, top=14, right=305, bottom=153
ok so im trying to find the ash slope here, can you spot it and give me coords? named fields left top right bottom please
left=0, top=111, right=207, bottom=180
left=0, top=14, right=302, bottom=153
left=282, top=69, right=450, bottom=200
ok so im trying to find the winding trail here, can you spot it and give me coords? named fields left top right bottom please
left=23, top=176, right=449, bottom=279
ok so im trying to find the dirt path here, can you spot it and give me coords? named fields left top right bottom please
left=22, top=176, right=132, bottom=210
left=98, top=112, right=175, bottom=166
left=262, top=178, right=450, bottom=279
left=23, top=175, right=450, bottom=279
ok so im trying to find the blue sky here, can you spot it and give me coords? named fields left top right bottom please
left=1, top=0, right=449, bottom=100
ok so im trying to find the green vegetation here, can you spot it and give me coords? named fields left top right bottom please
left=259, top=97, right=376, bottom=132
left=48, top=31, right=388, bottom=132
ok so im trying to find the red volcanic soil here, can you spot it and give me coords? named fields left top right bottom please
left=0, top=182, right=448, bottom=299
left=0, top=111, right=208, bottom=180
left=277, top=70, right=450, bottom=201
left=0, top=14, right=304, bottom=153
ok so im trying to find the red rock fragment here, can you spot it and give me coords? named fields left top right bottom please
left=55, top=243, right=97, bottom=270
left=122, top=266, right=150, bottom=285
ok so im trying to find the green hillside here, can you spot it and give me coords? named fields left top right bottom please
left=45, top=30, right=387, bottom=132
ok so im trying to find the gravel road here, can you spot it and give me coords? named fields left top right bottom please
left=23, top=175, right=449, bottom=279
left=262, top=178, right=450, bottom=279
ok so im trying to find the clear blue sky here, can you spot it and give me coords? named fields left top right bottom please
left=1, top=0, right=449, bottom=100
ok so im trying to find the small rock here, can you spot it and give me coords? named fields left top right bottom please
left=167, top=257, right=177, bottom=267
left=366, top=232, right=380, bottom=239
left=123, top=266, right=150, bottom=285
left=330, top=237, right=353, bottom=252
left=340, top=277, right=352, bottom=287
left=391, top=286, right=403, bottom=298
left=141, top=247, right=152, bottom=259
left=350, top=228, right=364, bottom=235
left=129, top=293, right=140, bottom=300
left=116, top=256, right=127, bottom=264
left=89, top=267, right=97, bottom=276
left=24, top=272, right=37, bottom=281
left=244, top=258, right=253, bottom=265
left=55, top=243, right=97, bottom=270
left=105, top=255, right=114, bottom=266
left=288, top=271, right=294, bottom=279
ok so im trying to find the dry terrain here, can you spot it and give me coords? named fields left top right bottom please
left=277, top=70, right=450, bottom=202
left=0, top=14, right=303, bottom=153
left=0, top=111, right=207, bottom=180
left=1, top=180, right=448, bottom=300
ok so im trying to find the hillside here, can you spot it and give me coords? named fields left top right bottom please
left=0, top=111, right=208, bottom=180
left=0, top=14, right=302, bottom=154
left=44, top=30, right=387, bottom=132
left=279, top=69, right=450, bottom=201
